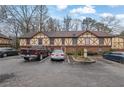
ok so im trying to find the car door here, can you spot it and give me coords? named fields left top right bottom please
left=7, top=49, right=13, bottom=56
left=110, top=53, right=118, bottom=61
left=105, top=53, right=113, bottom=60
left=12, top=49, right=18, bottom=55
left=114, top=54, right=124, bottom=63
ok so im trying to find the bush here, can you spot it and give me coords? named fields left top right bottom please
left=87, top=51, right=98, bottom=56
left=66, top=49, right=84, bottom=56
left=102, top=51, right=112, bottom=55
left=66, top=52, right=74, bottom=55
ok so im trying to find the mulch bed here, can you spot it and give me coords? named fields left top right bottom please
left=71, top=56, right=96, bottom=64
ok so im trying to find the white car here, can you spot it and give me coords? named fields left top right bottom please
left=50, top=50, right=65, bottom=61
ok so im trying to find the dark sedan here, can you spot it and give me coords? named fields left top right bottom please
left=103, top=52, right=124, bottom=63
left=0, top=48, right=18, bottom=58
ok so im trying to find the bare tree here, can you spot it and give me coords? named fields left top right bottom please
left=6, top=5, right=38, bottom=34
left=8, top=19, right=21, bottom=48
left=0, top=5, right=39, bottom=48
left=95, top=22, right=112, bottom=33
left=46, top=17, right=55, bottom=32
left=63, top=15, right=73, bottom=31
left=36, top=5, right=49, bottom=32
left=45, top=17, right=62, bottom=32
left=81, top=17, right=96, bottom=31
left=0, top=6, right=7, bottom=22
left=100, top=16, right=120, bottom=33
left=71, top=19, right=82, bottom=31
left=120, top=31, right=124, bottom=36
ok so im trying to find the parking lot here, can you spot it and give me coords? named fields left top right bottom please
left=0, top=55, right=124, bottom=87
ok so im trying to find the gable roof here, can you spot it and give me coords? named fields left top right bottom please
left=114, top=35, right=124, bottom=38
left=86, top=31, right=113, bottom=37
left=0, top=33, right=10, bottom=39
left=19, top=30, right=113, bottom=39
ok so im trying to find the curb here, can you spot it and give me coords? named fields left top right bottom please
left=71, top=56, right=96, bottom=63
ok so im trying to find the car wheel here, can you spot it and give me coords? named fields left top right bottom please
left=51, top=58, right=52, bottom=61
left=24, top=57, right=30, bottom=61
left=3, top=53, right=7, bottom=57
left=62, top=59, right=65, bottom=61
left=37, top=55, right=43, bottom=61
left=119, top=59, right=123, bottom=63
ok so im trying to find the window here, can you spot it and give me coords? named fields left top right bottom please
left=38, top=38, right=42, bottom=45
left=27, top=39, right=30, bottom=45
left=50, top=38, right=54, bottom=45
left=62, top=38, right=65, bottom=45
left=85, top=38, right=90, bottom=45
left=99, top=38, right=104, bottom=45
left=72, top=38, right=77, bottom=45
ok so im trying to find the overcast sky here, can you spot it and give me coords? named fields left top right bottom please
left=48, top=5, right=124, bottom=26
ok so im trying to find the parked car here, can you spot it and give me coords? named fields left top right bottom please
left=20, top=46, right=49, bottom=61
left=103, top=52, right=124, bottom=63
left=0, top=48, right=18, bottom=58
left=50, top=49, right=65, bottom=61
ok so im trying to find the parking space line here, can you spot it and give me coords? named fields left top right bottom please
left=40, top=56, right=50, bottom=63
left=67, top=55, right=70, bottom=63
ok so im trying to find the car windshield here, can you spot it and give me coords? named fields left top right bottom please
left=53, top=50, right=63, bottom=53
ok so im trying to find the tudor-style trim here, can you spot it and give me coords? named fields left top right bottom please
left=112, top=37, right=124, bottom=49
left=77, top=30, right=113, bottom=38
left=77, top=31, right=97, bottom=37
left=19, top=31, right=49, bottom=39
left=19, top=31, right=124, bottom=51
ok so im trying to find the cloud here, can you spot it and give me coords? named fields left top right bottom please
left=116, top=14, right=124, bottom=26
left=56, top=5, right=68, bottom=10
left=99, top=13, right=124, bottom=19
left=70, top=5, right=96, bottom=14
left=116, top=14, right=124, bottom=19
left=79, top=16, right=86, bottom=20
left=99, top=13, right=124, bottom=26
left=109, top=5, right=119, bottom=8
left=99, top=13, right=113, bottom=17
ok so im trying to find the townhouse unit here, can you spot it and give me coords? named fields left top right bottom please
left=0, top=33, right=12, bottom=47
left=19, top=30, right=124, bottom=53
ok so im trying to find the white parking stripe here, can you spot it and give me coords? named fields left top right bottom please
left=40, top=56, right=50, bottom=63
left=67, top=55, right=70, bottom=63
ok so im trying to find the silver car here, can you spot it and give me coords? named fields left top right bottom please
left=50, top=50, right=65, bottom=61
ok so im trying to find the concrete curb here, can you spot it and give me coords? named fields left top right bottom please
left=71, top=56, right=96, bottom=63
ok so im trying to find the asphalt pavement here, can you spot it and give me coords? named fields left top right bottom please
left=0, top=55, right=124, bottom=87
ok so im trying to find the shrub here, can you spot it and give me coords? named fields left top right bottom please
left=87, top=51, right=98, bottom=56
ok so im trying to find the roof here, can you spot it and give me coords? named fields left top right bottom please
left=0, top=33, right=10, bottom=39
left=19, top=30, right=113, bottom=39
left=118, top=35, right=124, bottom=38
left=112, top=35, right=124, bottom=38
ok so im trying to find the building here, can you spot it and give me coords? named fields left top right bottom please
left=0, top=33, right=12, bottom=47
left=112, top=36, right=124, bottom=51
left=19, top=30, right=124, bottom=53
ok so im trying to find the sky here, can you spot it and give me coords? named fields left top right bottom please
left=47, top=5, right=124, bottom=26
